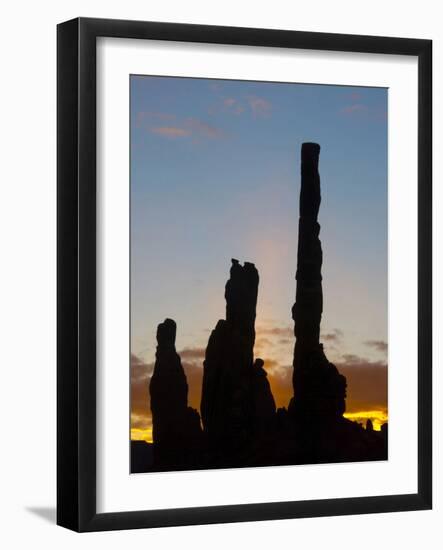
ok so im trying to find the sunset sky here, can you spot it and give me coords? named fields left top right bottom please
left=130, top=75, right=388, bottom=442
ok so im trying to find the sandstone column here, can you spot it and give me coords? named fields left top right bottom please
left=292, top=143, right=347, bottom=421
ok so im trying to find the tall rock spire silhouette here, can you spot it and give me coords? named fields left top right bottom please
left=149, top=318, right=202, bottom=468
left=201, top=259, right=275, bottom=464
left=292, top=143, right=347, bottom=421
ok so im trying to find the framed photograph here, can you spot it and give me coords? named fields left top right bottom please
left=57, top=17, right=432, bottom=532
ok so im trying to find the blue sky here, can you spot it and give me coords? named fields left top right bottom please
left=130, top=75, right=388, bottom=439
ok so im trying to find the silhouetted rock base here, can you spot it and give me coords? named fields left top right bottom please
left=130, top=421, right=387, bottom=473
left=131, top=441, right=154, bottom=473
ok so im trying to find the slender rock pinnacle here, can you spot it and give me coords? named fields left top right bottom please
left=292, top=143, right=347, bottom=421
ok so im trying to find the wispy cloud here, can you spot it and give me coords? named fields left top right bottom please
left=364, top=340, right=388, bottom=353
left=184, top=117, right=224, bottom=139
left=207, top=95, right=245, bottom=116
left=207, top=92, right=271, bottom=119
left=336, top=355, right=387, bottom=413
left=179, top=347, right=206, bottom=360
left=130, top=353, right=154, bottom=436
left=339, top=100, right=386, bottom=122
left=257, top=326, right=344, bottom=346
left=257, top=325, right=293, bottom=337
left=262, top=352, right=387, bottom=413
left=321, top=328, right=343, bottom=343
left=246, top=95, right=272, bottom=118
left=150, top=126, right=191, bottom=138
left=131, top=353, right=153, bottom=384
left=223, top=97, right=236, bottom=107
left=136, top=110, right=224, bottom=141
left=222, top=97, right=245, bottom=115
left=254, top=337, right=274, bottom=351
left=338, top=353, right=386, bottom=369
left=262, top=360, right=293, bottom=408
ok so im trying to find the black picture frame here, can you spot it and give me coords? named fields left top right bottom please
left=57, top=17, right=432, bottom=532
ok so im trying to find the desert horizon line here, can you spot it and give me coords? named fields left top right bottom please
left=131, top=405, right=389, bottom=445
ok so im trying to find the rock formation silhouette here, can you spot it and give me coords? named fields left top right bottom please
left=200, top=260, right=276, bottom=465
left=288, top=143, right=386, bottom=464
left=251, top=358, right=277, bottom=435
left=292, top=143, right=347, bottom=422
left=133, top=142, right=388, bottom=473
left=149, top=318, right=202, bottom=468
left=130, top=440, right=153, bottom=473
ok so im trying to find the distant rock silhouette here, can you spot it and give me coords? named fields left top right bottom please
left=200, top=260, right=275, bottom=464
left=200, top=260, right=258, bottom=450
left=134, top=142, right=387, bottom=473
left=149, top=318, right=202, bottom=468
left=292, top=143, right=347, bottom=422
left=287, top=143, right=386, bottom=464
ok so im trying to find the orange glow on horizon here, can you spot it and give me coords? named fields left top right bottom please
left=343, top=410, right=388, bottom=431
left=131, top=427, right=153, bottom=443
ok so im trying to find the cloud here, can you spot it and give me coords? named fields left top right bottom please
left=365, top=340, right=388, bottom=353
left=130, top=354, right=154, bottom=435
left=335, top=355, right=387, bottom=413
left=262, top=358, right=280, bottom=370
left=222, top=97, right=245, bottom=115
left=339, top=101, right=386, bottom=122
left=131, top=412, right=151, bottom=431
left=178, top=347, right=206, bottom=360
left=183, top=117, right=224, bottom=139
left=263, top=360, right=293, bottom=408
left=208, top=93, right=271, bottom=119
left=136, top=110, right=224, bottom=141
left=254, top=326, right=293, bottom=359
left=254, top=336, right=275, bottom=350
left=339, top=353, right=385, bottom=367
left=131, top=353, right=144, bottom=367
left=246, top=95, right=272, bottom=118
left=321, top=328, right=343, bottom=343
left=263, top=352, right=387, bottom=414
left=149, top=117, right=224, bottom=140
left=257, top=325, right=293, bottom=337
left=131, top=353, right=153, bottom=384
left=207, top=96, right=245, bottom=116
left=150, top=126, right=191, bottom=138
